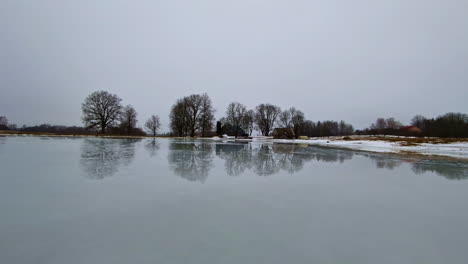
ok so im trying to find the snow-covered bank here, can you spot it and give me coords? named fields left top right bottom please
left=207, top=136, right=468, bottom=160
left=280, top=139, right=468, bottom=159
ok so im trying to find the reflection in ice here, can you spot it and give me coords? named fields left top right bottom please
left=366, top=154, right=404, bottom=169
left=75, top=137, right=468, bottom=181
left=362, top=152, right=468, bottom=180
left=80, top=138, right=141, bottom=179
left=412, top=161, right=468, bottom=180
left=167, top=140, right=214, bottom=183
left=216, top=143, right=354, bottom=177
left=216, top=143, right=253, bottom=176
left=144, top=139, right=160, bottom=157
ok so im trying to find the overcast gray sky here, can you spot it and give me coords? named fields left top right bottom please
left=1, top=0, right=467, bottom=130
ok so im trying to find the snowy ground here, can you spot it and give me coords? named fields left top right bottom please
left=207, top=136, right=468, bottom=160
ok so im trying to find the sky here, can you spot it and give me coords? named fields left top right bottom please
left=1, top=0, right=467, bottom=131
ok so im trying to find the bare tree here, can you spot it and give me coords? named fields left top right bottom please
left=184, top=94, right=203, bottom=137
left=371, top=118, right=387, bottom=131
left=243, top=110, right=255, bottom=136
left=254, top=104, right=281, bottom=136
left=169, top=99, right=188, bottom=137
left=145, top=115, right=161, bottom=137
left=225, top=102, right=248, bottom=138
left=199, top=94, right=215, bottom=137
left=385, top=117, right=402, bottom=129
left=0, top=116, right=8, bottom=130
left=369, top=117, right=401, bottom=135
left=119, top=105, right=138, bottom=135
left=338, top=120, right=354, bottom=135
left=82, top=91, right=123, bottom=134
left=278, top=110, right=291, bottom=128
left=278, top=107, right=305, bottom=137
left=411, top=115, right=426, bottom=130
left=290, top=108, right=305, bottom=137
left=169, top=93, right=215, bottom=137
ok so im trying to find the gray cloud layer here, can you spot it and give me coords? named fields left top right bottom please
left=1, top=0, right=467, bottom=130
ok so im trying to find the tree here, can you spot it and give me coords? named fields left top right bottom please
left=385, top=117, right=402, bottom=130
left=254, top=104, right=281, bottom=136
left=278, top=107, right=306, bottom=138
left=243, top=110, right=255, bottom=136
left=290, top=108, right=305, bottom=137
left=338, top=120, right=354, bottom=135
left=432, top=112, right=468, bottom=138
left=371, top=118, right=387, bottom=131
left=369, top=117, right=402, bottom=135
left=300, top=120, right=316, bottom=137
left=169, top=93, right=215, bottom=137
left=184, top=94, right=203, bottom=137
left=278, top=110, right=292, bottom=128
left=411, top=115, right=427, bottom=130
left=169, top=99, right=188, bottom=137
left=145, top=115, right=161, bottom=137
left=225, top=102, right=248, bottom=138
left=199, top=94, right=215, bottom=137
left=0, top=116, right=8, bottom=130
left=82, top=91, right=123, bottom=134
left=119, top=105, right=138, bottom=135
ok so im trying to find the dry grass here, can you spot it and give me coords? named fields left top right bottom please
left=0, top=130, right=55, bottom=135
left=364, top=137, right=468, bottom=144
left=347, top=136, right=468, bottom=145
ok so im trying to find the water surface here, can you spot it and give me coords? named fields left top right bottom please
left=1, top=136, right=468, bottom=263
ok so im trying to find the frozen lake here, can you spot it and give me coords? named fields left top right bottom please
left=1, top=135, right=468, bottom=263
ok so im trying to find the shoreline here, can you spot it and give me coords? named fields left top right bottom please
left=207, top=135, right=468, bottom=161
left=0, top=131, right=170, bottom=140
left=2, top=131, right=468, bottom=161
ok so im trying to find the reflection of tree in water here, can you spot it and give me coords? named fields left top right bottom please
left=0, top=136, right=6, bottom=144
left=363, top=153, right=403, bottom=170
left=272, top=144, right=304, bottom=174
left=411, top=161, right=468, bottom=180
left=361, top=152, right=468, bottom=180
left=80, top=138, right=140, bottom=179
left=216, top=143, right=353, bottom=176
left=304, top=146, right=354, bottom=164
left=253, top=144, right=281, bottom=176
left=167, top=141, right=214, bottom=183
left=216, top=143, right=253, bottom=176
left=171, top=141, right=467, bottom=180
left=144, top=139, right=160, bottom=157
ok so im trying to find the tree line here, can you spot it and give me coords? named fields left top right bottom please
left=1, top=91, right=161, bottom=136
left=167, top=94, right=355, bottom=138
left=357, top=113, right=468, bottom=138
left=81, top=91, right=160, bottom=136
left=1, top=90, right=467, bottom=138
